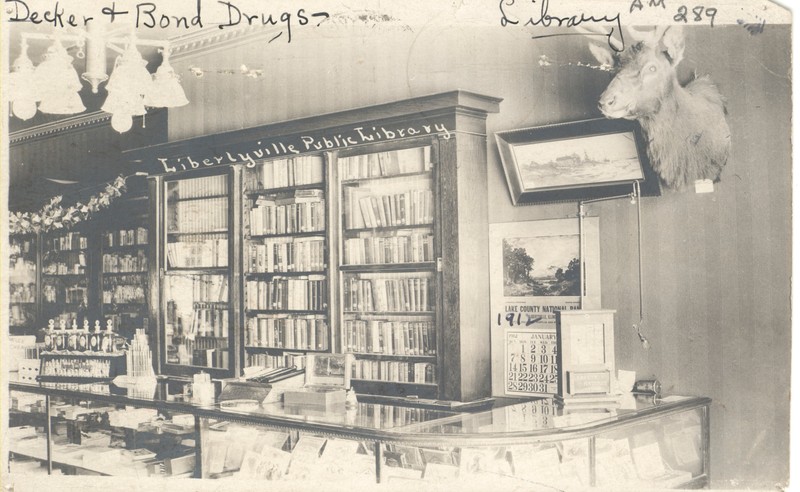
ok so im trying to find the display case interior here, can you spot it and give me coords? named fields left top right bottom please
left=161, top=172, right=234, bottom=375
left=9, top=234, right=39, bottom=336
left=7, top=376, right=710, bottom=488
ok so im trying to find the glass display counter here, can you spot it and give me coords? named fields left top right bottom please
left=7, top=375, right=710, bottom=488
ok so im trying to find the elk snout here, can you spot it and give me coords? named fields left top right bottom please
left=598, top=92, right=619, bottom=115
left=598, top=90, right=632, bottom=119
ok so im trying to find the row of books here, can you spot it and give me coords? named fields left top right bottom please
left=43, top=283, right=87, bottom=304
left=249, top=193, right=326, bottom=236
left=246, top=352, right=307, bottom=370
left=48, top=233, right=88, bottom=252
left=346, top=188, right=434, bottom=230
left=190, top=304, right=230, bottom=338
left=245, top=316, right=329, bottom=350
left=167, top=238, right=228, bottom=268
left=246, top=277, right=327, bottom=311
left=178, top=275, right=229, bottom=304
left=351, top=359, right=436, bottom=384
left=339, top=147, right=432, bottom=181
left=102, top=283, right=146, bottom=304
left=168, top=197, right=228, bottom=233
left=103, top=251, right=148, bottom=273
left=104, top=227, right=148, bottom=247
left=172, top=346, right=229, bottom=369
left=43, top=259, right=86, bottom=276
left=247, top=237, right=325, bottom=273
left=247, top=155, right=325, bottom=189
left=343, top=233, right=434, bottom=265
left=169, top=174, right=228, bottom=199
left=343, top=320, right=436, bottom=356
left=344, top=276, right=432, bottom=313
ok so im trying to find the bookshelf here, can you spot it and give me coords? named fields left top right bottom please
left=41, top=231, right=91, bottom=328
left=338, top=144, right=440, bottom=397
left=141, top=91, right=501, bottom=398
left=242, top=154, right=331, bottom=370
left=159, top=172, right=236, bottom=375
left=98, top=188, right=152, bottom=340
left=8, top=235, right=39, bottom=335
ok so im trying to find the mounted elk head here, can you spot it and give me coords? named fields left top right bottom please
left=589, top=26, right=731, bottom=190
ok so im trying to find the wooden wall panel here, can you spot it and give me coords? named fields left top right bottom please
left=164, top=24, right=791, bottom=488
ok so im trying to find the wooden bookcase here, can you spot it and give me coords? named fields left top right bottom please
left=336, top=140, right=440, bottom=398
left=141, top=91, right=501, bottom=399
left=149, top=168, right=242, bottom=378
left=98, top=193, right=151, bottom=342
left=241, top=153, right=332, bottom=369
left=40, top=230, right=91, bottom=329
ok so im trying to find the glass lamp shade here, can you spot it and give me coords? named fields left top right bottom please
left=110, top=112, right=134, bottom=133
left=9, top=47, right=39, bottom=119
left=100, top=84, right=147, bottom=116
left=115, top=43, right=154, bottom=98
left=35, top=42, right=86, bottom=115
left=39, top=90, right=87, bottom=115
left=144, top=58, right=188, bottom=108
left=11, top=100, right=37, bottom=120
left=9, top=51, right=39, bottom=102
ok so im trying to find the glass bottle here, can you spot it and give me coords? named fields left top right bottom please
left=90, top=320, right=101, bottom=352
left=44, top=319, right=55, bottom=351
left=55, top=319, right=67, bottom=351
left=78, top=319, right=89, bottom=352
left=67, top=319, right=79, bottom=351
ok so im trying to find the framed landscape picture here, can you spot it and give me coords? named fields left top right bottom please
left=495, top=118, right=660, bottom=205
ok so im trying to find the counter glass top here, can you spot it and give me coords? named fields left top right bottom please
left=8, top=374, right=709, bottom=444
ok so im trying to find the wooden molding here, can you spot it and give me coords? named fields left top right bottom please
left=9, top=112, right=112, bottom=145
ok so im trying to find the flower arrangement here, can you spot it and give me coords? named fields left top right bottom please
left=9, top=175, right=127, bottom=235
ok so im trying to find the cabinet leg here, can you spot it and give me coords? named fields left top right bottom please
left=374, top=441, right=382, bottom=484
left=194, top=416, right=204, bottom=479
left=45, top=395, right=52, bottom=475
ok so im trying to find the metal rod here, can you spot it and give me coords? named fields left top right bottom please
left=21, top=31, right=169, bottom=49
left=635, top=180, right=644, bottom=323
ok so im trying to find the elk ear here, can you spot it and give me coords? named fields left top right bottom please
left=589, top=43, right=616, bottom=69
left=658, top=26, right=685, bottom=66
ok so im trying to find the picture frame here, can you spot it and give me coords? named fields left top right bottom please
left=495, top=118, right=660, bottom=205
left=489, top=217, right=601, bottom=398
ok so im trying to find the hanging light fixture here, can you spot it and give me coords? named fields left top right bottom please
left=80, top=22, right=108, bottom=94
left=12, top=26, right=189, bottom=133
left=102, top=39, right=153, bottom=133
left=35, top=39, right=86, bottom=115
left=8, top=39, right=39, bottom=120
left=144, top=49, right=189, bottom=108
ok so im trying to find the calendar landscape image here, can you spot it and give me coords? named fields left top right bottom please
left=502, top=235, right=580, bottom=297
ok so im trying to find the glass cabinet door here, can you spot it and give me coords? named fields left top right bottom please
left=337, top=143, right=440, bottom=398
left=162, top=173, right=232, bottom=373
left=9, top=235, right=38, bottom=335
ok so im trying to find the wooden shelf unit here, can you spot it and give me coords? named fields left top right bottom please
left=138, top=91, right=501, bottom=400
